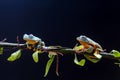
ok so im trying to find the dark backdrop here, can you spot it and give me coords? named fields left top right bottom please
left=0, top=0, right=120, bottom=80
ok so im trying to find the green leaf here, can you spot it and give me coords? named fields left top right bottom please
left=48, top=53, right=53, bottom=58
left=32, top=51, right=39, bottom=63
left=7, top=49, right=21, bottom=61
left=114, top=62, right=120, bottom=67
left=111, top=50, right=120, bottom=58
left=0, top=47, right=3, bottom=55
left=74, top=54, right=86, bottom=66
left=44, top=54, right=55, bottom=77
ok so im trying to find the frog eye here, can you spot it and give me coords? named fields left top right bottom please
left=80, top=36, right=87, bottom=41
left=29, top=34, right=34, bottom=38
left=23, top=34, right=28, bottom=39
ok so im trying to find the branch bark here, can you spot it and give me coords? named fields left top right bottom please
left=0, top=42, right=26, bottom=47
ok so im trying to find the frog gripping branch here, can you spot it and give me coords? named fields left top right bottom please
left=0, top=34, right=120, bottom=77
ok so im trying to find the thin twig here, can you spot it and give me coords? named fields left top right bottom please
left=0, top=42, right=26, bottom=47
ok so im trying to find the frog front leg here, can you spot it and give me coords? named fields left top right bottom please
left=26, top=42, right=40, bottom=51
left=34, top=41, right=45, bottom=51
left=26, top=42, right=34, bottom=50
left=75, top=45, right=94, bottom=54
left=80, top=46, right=94, bottom=54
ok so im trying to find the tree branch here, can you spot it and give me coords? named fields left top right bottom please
left=42, top=46, right=120, bottom=61
left=0, top=42, right=119, bottom=61
left=0, top=42, right=26, bottom=48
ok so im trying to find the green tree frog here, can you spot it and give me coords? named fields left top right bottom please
left=76, top=35, right=104, bottom=59
left=23, top=34, right=45, bottom=51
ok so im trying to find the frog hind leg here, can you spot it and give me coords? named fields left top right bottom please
left=84, top=54, right=100, bottom=63
left=93, top=48, right=102, bottom=59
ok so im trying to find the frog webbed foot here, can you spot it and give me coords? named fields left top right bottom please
left=93, top=49, right=102, bottom=59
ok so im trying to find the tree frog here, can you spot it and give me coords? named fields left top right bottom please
left=23, top=34, right=45, bottom=50
left=76, top=35, right=104, bottom=59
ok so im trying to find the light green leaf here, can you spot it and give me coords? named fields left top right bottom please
left=7, top=49, right=21, bottom=61
left=74, top=54, right=86, bottom=66
left=0, top=47, right=3, bottom=55
left=44, top=54, right=55, bottom=77
left=114, top=62, right=120, bottom=67
left=48, top=53, right=53, bottom=58
left=111, top=50, right=120, bottom=58
left=32, top=51, right=39, bottom=63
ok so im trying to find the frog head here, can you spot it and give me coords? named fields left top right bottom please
left=76, top=35, right=95, bottom=48
left=76, top=35, right=90, bottom=43
left=23, top=34, right=41, bottom=44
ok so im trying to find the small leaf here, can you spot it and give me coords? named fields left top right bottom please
left=79, top=59, right=86, bottom=66
left=44, top=54, right=55, bottom=77
left=114, top=62, right=120, bottom=67
left=111, top=50, right=120, bottom=58
left=32, top=51, right=39, bottom=63
left=48, top=53, right=53, bottom=58
left=74, top=54, right=86, bottom=66
left=0, top=47, right=3, bottom=55
left=7, top=49, right=21, bottom=61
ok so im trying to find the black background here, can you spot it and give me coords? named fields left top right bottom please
left=0, top=0, right=120, bottom=80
